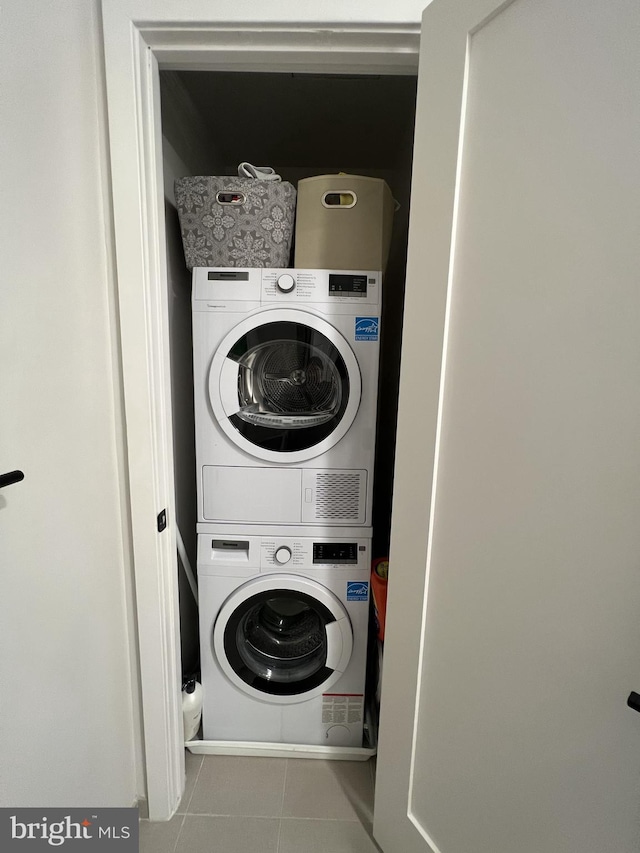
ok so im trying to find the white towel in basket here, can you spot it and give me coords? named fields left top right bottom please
left=237, top=162, right=282, bottom=182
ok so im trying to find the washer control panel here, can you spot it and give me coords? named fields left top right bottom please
left=260, top=537, right=366, bottom=570
left=274, top=546, right=292, bottom=565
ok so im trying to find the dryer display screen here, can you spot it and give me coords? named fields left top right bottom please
left=328, top=274, right=368, bottom=296
left=313, top=543, right=358, bottom=564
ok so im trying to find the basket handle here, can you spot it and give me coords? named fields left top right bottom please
left=216, top=191, right=246, bottom=206
left=321, top=190, right=357, bottom=209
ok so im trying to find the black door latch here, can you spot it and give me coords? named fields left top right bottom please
left=627, top=692, right=640, bottom=713
left=0, top=470, right=24, bottom=489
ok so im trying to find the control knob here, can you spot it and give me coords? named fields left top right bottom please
left=276, top=273, right=296, bottom=293
left=274, top=546, right=292, bottom=565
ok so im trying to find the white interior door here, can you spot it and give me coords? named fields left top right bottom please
left=374, top=0, right=640, bottom=851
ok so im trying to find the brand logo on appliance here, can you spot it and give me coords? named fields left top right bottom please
left=347, top=581, right=369, bottom=601
left=355, top=317, right=379, bottom=341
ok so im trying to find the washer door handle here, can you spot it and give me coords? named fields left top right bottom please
left=0, top=470, right=24, bottom=489
left=325, top=620, right=345, bottom=672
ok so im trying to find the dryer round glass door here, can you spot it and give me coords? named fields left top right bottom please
left=212, top=574, right=354, bottom=705
left=209, top=309, right=362, bottom=463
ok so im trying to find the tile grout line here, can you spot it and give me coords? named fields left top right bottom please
left=171, top=754, right=204, bottom=853
left=184, top=753, right=205, bottom=814
left=180, top=814, right=284, bottom=820
left=171, top=812, right=188, bottom=853
left=167, top=813, right=361, bottom=822
left=279, top=815, right=362, bottom=822
left=276, top=758, right=288, bottom=853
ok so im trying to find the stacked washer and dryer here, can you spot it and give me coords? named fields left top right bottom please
left=192, top=266, right=382, bottom=750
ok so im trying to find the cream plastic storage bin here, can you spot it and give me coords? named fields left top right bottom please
left=294, top=174, right=395, bottom=273
left=175, top=176, right=296, bottom=270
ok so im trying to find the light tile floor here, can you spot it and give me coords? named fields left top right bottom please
left=140, top=751, right=381, bottom=853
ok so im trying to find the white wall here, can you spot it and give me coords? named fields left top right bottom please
left=0, top=0, right=140, bottom=807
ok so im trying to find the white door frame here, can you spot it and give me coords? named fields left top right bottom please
left=101, top=7, right=420, bottom=821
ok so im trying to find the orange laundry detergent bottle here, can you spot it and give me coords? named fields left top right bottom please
left=371, top=557, right=389, bottom=642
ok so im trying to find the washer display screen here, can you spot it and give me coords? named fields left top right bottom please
left=328, top=274, right=368, bottom=296
left=313, top=543, right=358, bottom=564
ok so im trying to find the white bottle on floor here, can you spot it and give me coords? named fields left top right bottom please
left=182, top=679, right=203, bottom=741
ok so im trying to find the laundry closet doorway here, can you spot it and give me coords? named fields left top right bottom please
left=101, top=3, right=421, bottom=824
left=103, top=2, right=640, bottom=851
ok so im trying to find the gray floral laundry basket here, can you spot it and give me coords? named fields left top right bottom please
left=175, top=176, right=297, bottom=269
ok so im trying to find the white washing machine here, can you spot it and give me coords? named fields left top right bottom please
left=192, top=268, right=381, bottom=529
left=197, top=529, right=371, bottom=747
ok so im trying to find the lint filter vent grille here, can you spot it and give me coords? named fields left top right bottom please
left=314, top=471, right=363, bottom=520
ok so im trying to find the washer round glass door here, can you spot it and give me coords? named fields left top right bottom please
left=209, top=309, right=362, bottom=463
left=212, top=574, right=353, bottom=705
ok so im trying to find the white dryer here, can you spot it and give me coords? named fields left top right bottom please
left=192, top=268, right=381, bottom=529
left=197, top=529, right=371, bottom=747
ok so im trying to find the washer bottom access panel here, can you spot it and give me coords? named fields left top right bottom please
left=197, top=531, right=371, bottom=747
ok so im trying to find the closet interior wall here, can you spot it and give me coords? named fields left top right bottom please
left=160, top=70, right=418, bottom=675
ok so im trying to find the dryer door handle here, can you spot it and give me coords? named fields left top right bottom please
left=325, top=620, right=345, bottom=672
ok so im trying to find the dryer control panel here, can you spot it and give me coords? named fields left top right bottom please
left=261, top=269, right=380, bottom=309
left=192, top=267, right=381, bottom=311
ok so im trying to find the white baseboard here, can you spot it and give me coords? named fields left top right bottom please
left=185, top=738, right=376, bottom=761
left=135, top=797, right=149, bottom=819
